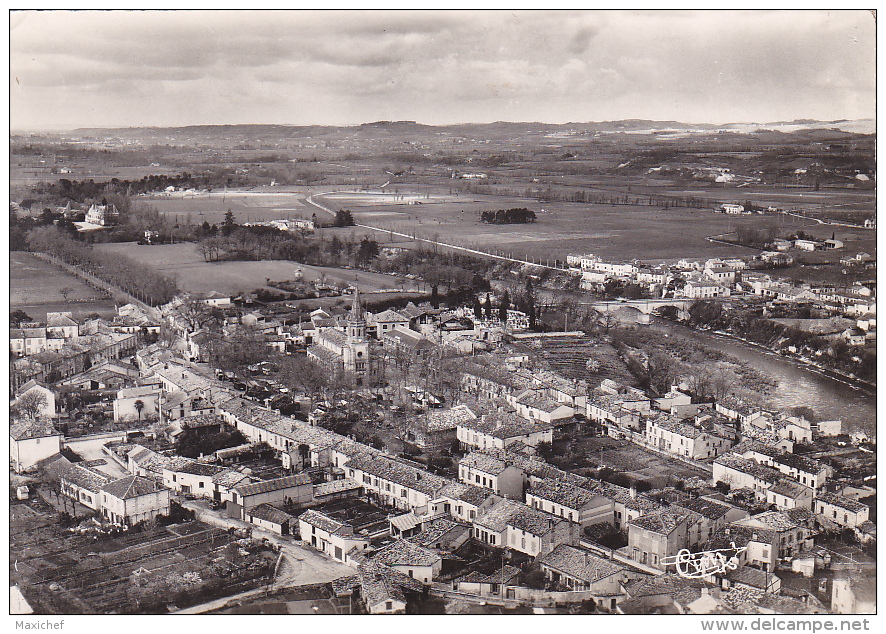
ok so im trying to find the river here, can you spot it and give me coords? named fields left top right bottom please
left=646, top=318, right=877, bottom=437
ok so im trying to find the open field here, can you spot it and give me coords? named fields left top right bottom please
left=315, top=191, right=825, bottom=262
left=93, top=242, right=423, bottom=296
left=10, top=251, right=118, bottom=320
left=141, top=187, right=315, bottom=225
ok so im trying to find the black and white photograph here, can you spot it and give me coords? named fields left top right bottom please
left=7, top=9, right=877, bottom=622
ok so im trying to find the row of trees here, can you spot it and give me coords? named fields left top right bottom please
left=26, top=225, right=179, bottom=305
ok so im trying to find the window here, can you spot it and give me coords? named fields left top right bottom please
left=386, top=602, right=392, bottom=611
left=199, top=482, right=204, bottom=488
left=401, top=489, right=407, bottom=498
left=521, top=538, right=526, bottom=549
left=408, top=570, right=413, bottom=578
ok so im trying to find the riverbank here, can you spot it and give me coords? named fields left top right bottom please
left=697, top=323, right=876, bottom=394
left=646, top=316, right=876, bottom=436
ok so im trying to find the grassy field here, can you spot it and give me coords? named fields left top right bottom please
left=140, top=187, right=316, bottom=225
left=93, top=242, right=423, bottom=296
left=10, top=251, right=118, bottom=320
left=316, top=191, right=824, bottom=262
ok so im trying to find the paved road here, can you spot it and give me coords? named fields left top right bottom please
left=174, top=500, right=353, bottom=614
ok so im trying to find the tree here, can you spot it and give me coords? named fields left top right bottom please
left=499, top=290, right=510, bottom=323
left=10, top=310, right=32, bottom=327
left=473, top=296, right=483, bottom=321
left=134, top=399, right=146, bottom=422
left=59, top=286, right=73, bottom=301
left=222, top=209, right=236, bottom=236
left=430, top=285, right=440, bottom=309
left=483, top=293, right=492, bottom=320
left=16, top=390, right=48, bottom=419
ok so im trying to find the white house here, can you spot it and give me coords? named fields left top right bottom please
left=15, top=379, right=57, bottom=419
left=298, top=508, right=370, bottom=565
left=10, top=421, right=62, bottom=473
left=373, top=540, right=442, bottom=583
left=814, top=492, right=870, bottom=529
left=99, top=476, right=171, bottom=526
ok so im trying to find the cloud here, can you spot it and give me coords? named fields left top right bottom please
left=9, top=9, right=876, bottom=129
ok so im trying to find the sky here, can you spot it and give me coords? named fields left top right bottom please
left=9, top=9, right=877, bottom=130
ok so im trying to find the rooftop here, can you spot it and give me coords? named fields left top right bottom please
left=628, top=509, right=689, bottom=535
left=346, top=455, right=448, bottom=497
left=529, top=479, right=610, bottom=511
left=437, top=480, right=494, bottom=507
left=373, top=539, right=441, bottom=568
left=298, top=508, right=348, bottom=535
left=248, top=503, right=295, bottom=526
left=815, top=491, right=869, bottom=514
left=10, top=421, right=60, bottom=442
left=100, top=475, right=161, bottom=500
left=540, top=544, right=625, bottom=583
left=233, top=473, right=312, bottom=497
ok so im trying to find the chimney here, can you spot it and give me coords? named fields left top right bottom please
left=630, top=486, right=637, bottom=499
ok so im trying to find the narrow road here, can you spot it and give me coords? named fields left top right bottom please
left=304, top=193, right=569, bottom=272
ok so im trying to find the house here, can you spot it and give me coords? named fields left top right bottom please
left=526, top=479, right=614, bottom=528
left=407, top=518, right=472, bottom=553
left=511, top=391, right=575, bottom=424
left=627, top=510, right=690, bottom=571
left=15, top=379, right=57, bottom=419
left=345, top=454, right=448, bottom=514
left=768, top=452, right=830, bottom=490
left=823, top=238, right=844, bottom=250
left=347, top=561, right=424, bottom=614
left=473, top=498, right=576, bottom=557
left=10, top=420, right=62, bottom=473
left=794, top=239, right=819, bottom=252
left=113, top=385, right=160, bottom=422
left=227, top=474, right=313, bottom=520
left=298, top=508, right=370, bottom=564
left=766, top=479, right=814, bottom=511
left=46, top=312, right=80, bottom=339
left=60, top=464, right=112, bottom=510
left=540, top=544, right=631, bottom=593
left=645, top=414, right=732, bottom=460
left=458, top=451, right=525, bottom=499
left=711, top=524, right=779, bottom=573
left=431, top=480, right=499, bottom=523
left=162, top=461, right=225, bottom=498
left=704, top=265, right=737, bottom=285
left=712, top=455, right=782, bottom=500
left=830, top=571, right=875, bottom=614
left=814, top=492, right=870, bottom=529
left=732, top=510, right=811, bottom=559
left=245, top=503, right=297, bottom=536
left=456, top=412, right=553, bottom=452
left=369, top=309, right=411, bottom=339
left=85, top=203, right=118, bottom=226
left=671, top=497, right=748, bottom=548
left=373, top=539, right=442, bottom=583
left=455, top=565, right=522, bottom=596
left=843, top=327, right=867, bottom=346
left=405, top=404, right=476, bottom=451
left=599, top=482, right=662, bottom=531
left=197, top=290, right=232, bottom=308
left=99, top=476, right=171, bottom=526
left=720, top=204, right=744, bottom=214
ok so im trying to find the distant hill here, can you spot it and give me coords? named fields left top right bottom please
left=32, top=117, right=873, bottom=141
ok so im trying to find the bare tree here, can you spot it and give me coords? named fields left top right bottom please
left=59, top=286, right=73, bottom=301
left=15, top=390, right=49, bottom=419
